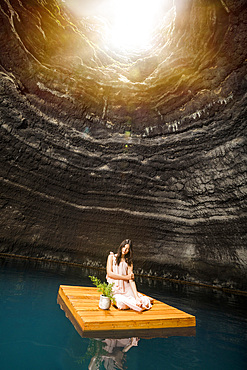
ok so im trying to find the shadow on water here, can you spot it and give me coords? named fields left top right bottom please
left=0, top=256, right=247, bottom=370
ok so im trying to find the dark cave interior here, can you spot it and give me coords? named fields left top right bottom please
left=0, top=0, right=246, bottom=290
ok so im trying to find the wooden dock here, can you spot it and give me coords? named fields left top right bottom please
left=57, top=285, right=196, bottom=338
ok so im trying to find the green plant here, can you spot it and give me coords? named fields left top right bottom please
left=89, top=275, right=116, bottom=304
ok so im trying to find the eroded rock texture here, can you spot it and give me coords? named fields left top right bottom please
left=0, top=0, right=246, bottom=290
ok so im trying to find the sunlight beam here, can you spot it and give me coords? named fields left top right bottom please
left=110, top=0, right=169, bottom=52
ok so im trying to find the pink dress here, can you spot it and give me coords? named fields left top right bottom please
left=106, top=253, right=152, bottom=312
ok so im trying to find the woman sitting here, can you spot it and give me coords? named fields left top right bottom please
left=106, top=239, right=152, bottom=312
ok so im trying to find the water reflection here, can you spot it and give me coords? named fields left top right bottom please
left=79, top=327, right=196, bottom=369
left=72, top=327, right=196, bottom=369
left=82, top=337, right=139, bottom=370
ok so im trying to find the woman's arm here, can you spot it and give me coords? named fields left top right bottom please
left=106, top=254, right=133, bottom=281
left=128, top=265, right=142, bottom=305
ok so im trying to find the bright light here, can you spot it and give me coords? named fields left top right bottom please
left=110, top=0, right=165, bottom=52
left=63, top=0, right=175, bottom=53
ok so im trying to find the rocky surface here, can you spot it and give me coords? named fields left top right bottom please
left=0, top=0, right=246, bottom=290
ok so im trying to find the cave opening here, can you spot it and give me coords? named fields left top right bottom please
left=64, top=0, right=176, bottom=55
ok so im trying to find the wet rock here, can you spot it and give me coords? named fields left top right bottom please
left=0, top=0, right=246, bottom=290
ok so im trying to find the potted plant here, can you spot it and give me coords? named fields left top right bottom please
left=89, top=276, right=116, bottom=310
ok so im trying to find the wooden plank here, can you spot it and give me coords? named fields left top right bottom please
left=57, top=285, right=196, bottom=335
left=76, top=308, right=191, bottom=316
left=58, top=286, right=86, bottom=331
left=80, top=313, right=194, bottom=322
left=83, top=318, right=195, bottom=331
left=74, top=306, right=183, bottom=314
left=78, top=326, right=196, bottom=339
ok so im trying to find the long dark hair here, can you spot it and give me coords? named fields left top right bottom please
left=116, top=239, right=133, bottom=266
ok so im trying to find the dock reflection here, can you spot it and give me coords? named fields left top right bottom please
left=78, top=327, right=195, bottom=369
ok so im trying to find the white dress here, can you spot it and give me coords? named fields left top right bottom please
left=106, top=252, right=152, bottom=312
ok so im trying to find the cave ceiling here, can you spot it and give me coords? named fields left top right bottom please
left=1, top=0, right=246, bottom=135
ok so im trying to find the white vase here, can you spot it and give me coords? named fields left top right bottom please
left=99, top=295, right=111, bottom=310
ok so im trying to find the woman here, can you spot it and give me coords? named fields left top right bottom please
left=106, top=239, right=152, bottom=312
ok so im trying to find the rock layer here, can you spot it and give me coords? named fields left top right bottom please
left=0, top=0, right=246, bottom=290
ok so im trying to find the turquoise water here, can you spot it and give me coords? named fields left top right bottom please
left=0, top=257, right=246, bottom=370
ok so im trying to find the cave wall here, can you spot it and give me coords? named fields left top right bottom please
left=0, top=0, right=246, bottom=290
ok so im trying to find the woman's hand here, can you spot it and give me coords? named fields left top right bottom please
left=125, top=272, right=134, bottom=281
